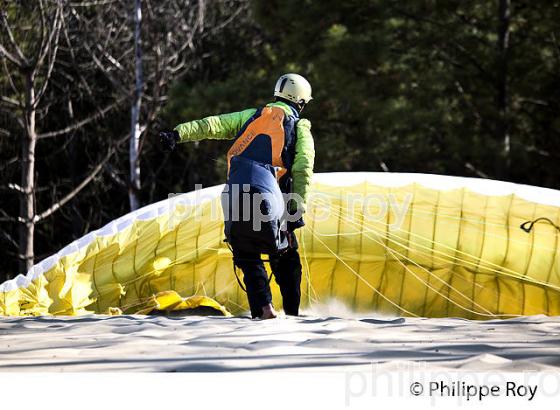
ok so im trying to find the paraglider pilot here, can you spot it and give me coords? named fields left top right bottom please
left=159, top=74, right=315, bottom=319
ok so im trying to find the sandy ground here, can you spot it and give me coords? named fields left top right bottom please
left=1, top=310, right=560, bottom=372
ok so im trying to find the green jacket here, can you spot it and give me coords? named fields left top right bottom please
left=174, top=101, right=315, bottom=210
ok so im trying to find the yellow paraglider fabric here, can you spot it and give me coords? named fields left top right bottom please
left=1, top=173, right=560, bottom=319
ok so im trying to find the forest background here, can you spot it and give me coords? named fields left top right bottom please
left=1, top=0, right=558, bottom=281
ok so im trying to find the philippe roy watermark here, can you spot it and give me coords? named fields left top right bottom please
left=166, top=183, right=413, bottom=231
left=344, top=362, right=560, bottom=406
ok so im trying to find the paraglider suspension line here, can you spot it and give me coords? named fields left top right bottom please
left=520, top=217, right=560, bottom=233
left=226, top=243, right=274, bottom=293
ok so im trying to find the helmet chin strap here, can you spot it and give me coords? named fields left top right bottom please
left=296, top=100, right=306, bottom=113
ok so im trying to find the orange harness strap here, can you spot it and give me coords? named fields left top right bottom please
left=226, top=106, right=288, bottom=180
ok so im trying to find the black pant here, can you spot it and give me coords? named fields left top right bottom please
left=233, top=233, right=302, bottom=318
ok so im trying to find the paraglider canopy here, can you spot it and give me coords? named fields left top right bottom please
left=1, top=172, right=560, bottom=319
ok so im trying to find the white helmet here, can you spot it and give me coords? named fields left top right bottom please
left=274, top=73, right=313, bottom=105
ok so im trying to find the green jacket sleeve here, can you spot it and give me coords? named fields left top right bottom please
left=174, top=109, right=257, bottom=142
left=291, top=118, right=315, bottom=211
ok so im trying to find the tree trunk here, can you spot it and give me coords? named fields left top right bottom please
left=19, top=72, right=37, bottom=273
left=129, top=0, right=143, bottom=210
left=496, top=0, right=511, bottom=179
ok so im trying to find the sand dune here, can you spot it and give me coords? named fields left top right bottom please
left=1, top=311, right=559, bottom=372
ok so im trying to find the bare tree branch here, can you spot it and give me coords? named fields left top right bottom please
left=38, top=97, right=126, bottom=138
left=6, top=183, right=24, bottom=193
left=34, top=163, right=105, bottom=222
left=34, top=3, right=62, bottom=73
left=465, top=162, right=489, bottom=179
left=0, top=10, right=28, bottom=65
left=103, top=163, right=128, bottom=188
left=95, top=43, right=127, bottom=72
left=1, top=55, right=20, bottom=95
left=34, top=133, right=128, bottom=222
left=0, top=95, right=20, bottom=107
left=37, top=0, right=47, bottom=68
left=70, top=0, right=119, bottom=7
left=0, top=156, right=18, bottom=171
left=34, top=6, right=63, bottom=106
left=0, top=207, right=24, bottom=224
left=0, top=229, right=19, bottom=250
left=0, top=43, right=22, bottom=67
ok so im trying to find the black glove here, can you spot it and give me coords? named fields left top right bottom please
left=159, top=130, right=180, bottom=152
left=287, top=217, right=305, bottom=232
